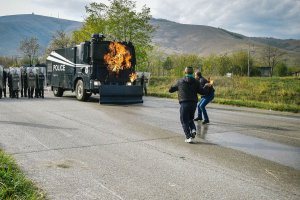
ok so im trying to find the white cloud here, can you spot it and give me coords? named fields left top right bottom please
left=0, top=0, right=299, bottom=39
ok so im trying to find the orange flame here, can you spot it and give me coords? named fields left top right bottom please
left=104, top=42, right=132, bottom=74
left=129, top=72, right=137, bottom=82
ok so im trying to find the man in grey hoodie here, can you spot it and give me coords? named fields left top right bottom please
left=169, top=67, right=209, bottom=143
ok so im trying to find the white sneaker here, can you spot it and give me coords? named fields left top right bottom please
left=185, top=138, right=193, bottom=143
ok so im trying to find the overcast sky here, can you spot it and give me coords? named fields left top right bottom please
left=1, top=0, right=300, bottom=39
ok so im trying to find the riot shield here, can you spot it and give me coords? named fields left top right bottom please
left=37, top=70, right=45, bottom=89
left=20, top=66, right=26, bottom=87
left=11, top=68, right=20, bottom=91
left=36, top=67, right=45, bottom=98
left=38, top=67, right=46, bottom=88
left=27, top=67, right=36, bottom=88
left=20, top=66, right=28, bottom=97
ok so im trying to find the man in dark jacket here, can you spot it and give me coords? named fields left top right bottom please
left=169, top=67, right=209, bottom=143
left=194, top=71, right=215, bottom=124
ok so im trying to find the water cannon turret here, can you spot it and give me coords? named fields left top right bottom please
left=91, top=33, right=106, bottom=42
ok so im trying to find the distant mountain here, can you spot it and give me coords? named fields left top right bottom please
left=151, top=19, right=249, bottom=55
left=151, top=19, right=300, bottom=57
left=0, top=14, right=81, bottom=55
left=250, top=37, right=300, bottom=53
left=0, top=14, right=299, bottom=66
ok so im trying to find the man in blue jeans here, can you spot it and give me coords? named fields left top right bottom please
left=169, top=67, right=210, bottom=143
left=194, top=71, right=215, bottom=124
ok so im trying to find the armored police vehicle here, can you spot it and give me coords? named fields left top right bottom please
left=47, top=33, right=143, bottom=104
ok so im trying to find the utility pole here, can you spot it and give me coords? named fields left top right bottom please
left=247, top=42, right=250, bottom=77
left=247, top=41, right=255, bottom=77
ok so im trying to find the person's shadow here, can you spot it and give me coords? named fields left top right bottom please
left=196, top=123, right=209, bottom=139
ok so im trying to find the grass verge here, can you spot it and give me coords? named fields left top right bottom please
left=0, top=149, right=45, bottom=200
left=148, top=76, right=300, bottom=113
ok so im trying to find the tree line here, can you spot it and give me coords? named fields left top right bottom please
left=145, top=47, right=296, bottom=77
left=0, top=0, right=298, bottom=77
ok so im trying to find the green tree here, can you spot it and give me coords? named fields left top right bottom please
left=19, top=37, right=40, bottom=66
left=202, top=54, right=219, bottom=76
left=274, top=62, right=288, bottom=77
left=217, top=54, right=232, bottom=75
left=44, top=29, right=74, bottom=61
left=73, top=0, right=155, bottom=69
left=49, top=29, right=73, bottom=50
left=146, top=46, right=165, bottom=76
left=170, top=54, right=203, bottom=77
left=162, top=56, right=173, bottom=76
left=73, top=2, right=107, bottom=42
left=230, top=51, right=249, bottom=76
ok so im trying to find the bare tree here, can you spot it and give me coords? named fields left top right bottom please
left=261, top=45, right=285, bottom=77
left=49, top=29, right=73, bottom=50
left=19, top=37, right=40, bottom=66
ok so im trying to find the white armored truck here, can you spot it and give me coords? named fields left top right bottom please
left=47, top=33, right=143, bottom=104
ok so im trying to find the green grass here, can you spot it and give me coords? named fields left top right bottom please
left=148, top=76, right=300, bottom=113
left=0, top=149, right=45, bottom=200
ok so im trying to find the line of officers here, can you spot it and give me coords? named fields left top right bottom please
left=0, top=65, right=45, bottom=99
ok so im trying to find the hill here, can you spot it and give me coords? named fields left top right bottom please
left=0, top=14, right=299, bottom=66
left=151, top=19, right=250, bottom=55
left=151, top=19, right=300, bottom=66
left=0, top=14, right=81, bottom=55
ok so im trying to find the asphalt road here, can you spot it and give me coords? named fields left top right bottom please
left=0, top=92, right=300, bottom=200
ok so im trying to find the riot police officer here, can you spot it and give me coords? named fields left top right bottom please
left=27, top=68, right=36, bottom=98
left=20, top=67, right=28, bottom=97
left=37, top=69, right=45, bottom=98
left=34, top=67, right=40, bottom=98
left=3, top=68, right=8, bottom=97
left=8, top=68, right=13, bottom=98
left=140, top=72, right=147, bottom=96
left=0, top=65, right=3, bottom=99
left=11, top=68, right=20, bottom=98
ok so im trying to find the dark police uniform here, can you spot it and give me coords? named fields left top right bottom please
left=8, top=70, right=13, bottom=98
left=37, top=71, right=45, bottom=98
left=140, top=73, right=147, bottom=96
left=20, top=68, right=28, bottom=97
left=3, top=69, right=7, bottom=97
left=0, top=66, right=3, bottom=99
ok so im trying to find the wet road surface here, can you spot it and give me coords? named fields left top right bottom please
left=0, top=92, right=299, bottom=199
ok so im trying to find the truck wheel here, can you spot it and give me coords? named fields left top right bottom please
left=53, top=87, right=63, bottom=97
left=75, top=80, right=88, bottom=101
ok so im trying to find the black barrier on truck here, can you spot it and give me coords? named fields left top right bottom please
left=99, top=85, right=143, bottom=104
